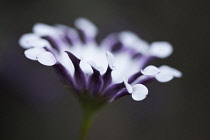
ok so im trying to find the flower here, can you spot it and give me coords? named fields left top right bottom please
left=19, top=18, right=182, bottom=103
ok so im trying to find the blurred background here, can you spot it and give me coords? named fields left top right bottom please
left=1, top=0, right=210, bottom=140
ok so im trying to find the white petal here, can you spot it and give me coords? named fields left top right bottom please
left=159, top=65, right=182, bottom=78
left=123, top=77, right=133, bottom=93
left=155, top=70, right=173, bottom=82
left=119, top=31, right=149, bottom=54
left=87, top=60, right=104, bottom=74
left=131, top=84, right=148, bottom=101
left=56, top=25, right=81, bottom=44
left=119, top=31, right=140, bottom=44
left=32, top=39, right=51, bottom=48
left=100, top=33, right=117, bottom=49
left=59, top=52, right=75, bottom=75
left=24, top=48, right=46, bottom=60
left=19, top=33, right=40, bottom=49
left=74, top=17, right=98, bottom=38
left=111, top=52, right=139, bottom=83
left=19, top=33, right=51, bottom=49
left=106, top=51, right=115, bottom=70
left=33, top=23, right=57, bottom=36
left=141, top=65, right=160, bottom=75
left=37, top=52, right=56, bottom=66
left=79, top=59, right=93, bottom=74
left=149, top=41, right=173, bottom=58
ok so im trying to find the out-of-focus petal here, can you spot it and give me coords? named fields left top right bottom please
left=37, top=52, right=57, bottom=66
left=32, top=39, right=51, bottom=48
left=159, top=65, right=182, bottom=78
left=149, top=41, right=173, bottom=58
left=119, top=31, right=139, bottom=44
left=19, top=33, right=40, bottom=48
left=74, top=18, right=98, bottom=39
left=100, top=33, right=118, bottom=49
left=24, top=47, right=46, bottom=60
left=56, top=25, right=81, bottom=45
left=33, top=23, right=57, bottom=36
left=119, top=31, right=149, bottom=54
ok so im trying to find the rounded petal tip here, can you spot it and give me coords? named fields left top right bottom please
left=149, top=41, right=173, bottom=58
left=155, top=65, right=182, bottom=82
left=24, top=48, right=46, bottom=60
left=74, top=17, right=98, bottom=38
left=131, top=84, right=148, bottom=101
left=159, top=65, right=182, bottom=78
left=37, top=52, right=57, bottom=66
left=19, top=33, right=40, bottom=49
left=119, top=31, right=149, bottom=54
left=155, top=70, right=174, bottom=82
left=33, top=23, right=57, bottom=36
left=141, top=65, right=160, bottom=76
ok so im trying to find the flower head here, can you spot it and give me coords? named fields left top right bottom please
left=19, top=18, right=182, bottom=104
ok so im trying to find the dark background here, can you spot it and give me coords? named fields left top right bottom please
left=1, top=0, right=210, bottom=140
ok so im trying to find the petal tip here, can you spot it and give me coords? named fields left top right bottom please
left=106, top=51, right=115, bottom=70
left=131, top=84, right=148, bottom=101
left=37, top=52, right=57, bottom=66
left=150, top=41, right=173, bottom=58
left=141, top=65, right=160, bottom=76
left=123, top=77, right=133, bottom=93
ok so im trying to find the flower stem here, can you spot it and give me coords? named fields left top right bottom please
left=76, top=91, right=107, bottom=140
left=79, top=108, right=95, bottom=140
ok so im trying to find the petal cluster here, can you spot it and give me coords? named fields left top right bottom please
left=19, top=18, right=182, bottom=102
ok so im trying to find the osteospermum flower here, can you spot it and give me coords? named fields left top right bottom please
left=19, top=18, right=182, bottom=140
left=19, top=18, right=182, bottom=103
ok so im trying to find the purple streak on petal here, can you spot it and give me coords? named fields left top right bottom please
left=109, top=89, right=129, bottom=102
left=132, top=52, right=142, bottom=59
left=101, top=34, right=124, bottom=52
left=42, top=36, right=61, bottom=52
left=88, top=66, right=103, bottom=96
left=65, top=51, right=87, bottom=90
left=101, top=66, right=112, bottom=92
left=128, top=71, right=143, bottom=83
left=66, top=29, right=80, bottom=46
left=64, top=30, right=79, bottom=46
left=53, top=63, right=77, bottom=90
left=100, top=34, right=118, bottom=49
left=64, top=33, right=74, bottom=46
left=103, top=82, right=125, bottom=97
left=56, top=25, right=79, bottom=46
left=56, top=31, right=73, bottom=47
left=43, top=47, right=59, bottom=61
left=111, top=41, right=123, bottom=52
left=78, top=29, right=93, bottom=44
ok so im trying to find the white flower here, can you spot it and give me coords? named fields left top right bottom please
left=19, top=17, right=182, bottom=102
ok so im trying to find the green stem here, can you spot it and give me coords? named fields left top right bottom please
left=76, top=91, right=107, bottom=140
left=79, top=108, right=95, bottom=140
